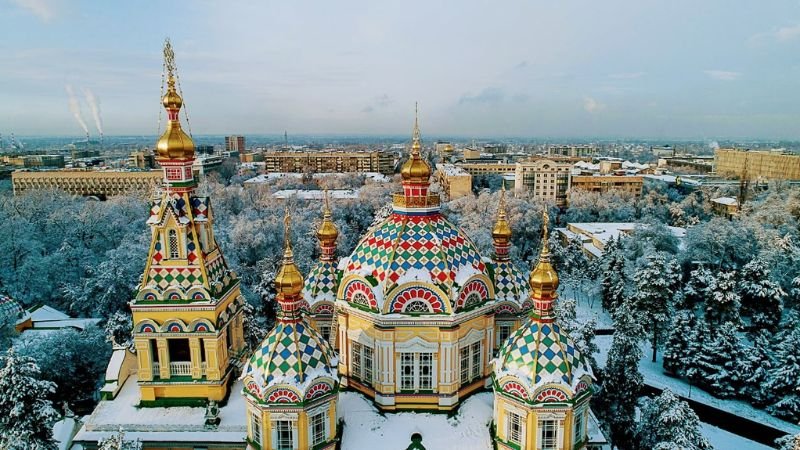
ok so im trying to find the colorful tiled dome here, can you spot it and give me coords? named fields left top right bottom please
left=304, top=260, right=339, bottom=308
left=0, top=295, right=24, bottom=323
left=491, top=260, right=530, bottom=313
left=242, top=212, right=338, bottom=403
left=341, top=212, right=490, bottom=314
left=494, top=320, right=592, bottom=397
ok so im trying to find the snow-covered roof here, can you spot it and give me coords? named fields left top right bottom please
left=435, top=163, right=470, bottom=177
left=28, top=304, right=70, bottom=322
left=244, top=172, right=391, bottom=185
left=73, top=375, right=247, bottom=444
left=711, top=196, right=738, bottom=206
left=52, top=417, right=79, bottom=450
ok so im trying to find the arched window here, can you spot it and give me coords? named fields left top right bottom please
left=168, top=229, right=180, bottom=259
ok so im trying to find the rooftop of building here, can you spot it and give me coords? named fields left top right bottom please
left=272, top=189, right=360, bottom=200
left=435, top=163, right=470, bottom=177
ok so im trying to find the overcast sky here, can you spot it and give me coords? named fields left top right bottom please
left=2, top=0, right=800, bottom=139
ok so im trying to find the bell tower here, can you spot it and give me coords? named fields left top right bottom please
left=129, top=39, right=246, bottom=403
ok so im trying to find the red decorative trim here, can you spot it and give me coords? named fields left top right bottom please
left=502, top=381, right=529, bottom=400
left=535, top=388, right=568, bottom=403
left=267, top=388, right=301, bottom=403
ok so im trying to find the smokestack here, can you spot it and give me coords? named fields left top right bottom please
left=82, top=88, right=104, bottom=143
left=65, top=84, right=89, bottom=137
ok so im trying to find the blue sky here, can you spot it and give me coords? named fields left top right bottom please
left=2, top=0, right=800, bottom=139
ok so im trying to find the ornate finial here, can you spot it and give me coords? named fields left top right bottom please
left=323, top=187, right=331, bottom=216
left=412, top=102, right=421, bottom=148
left=492, top=184, right=512, bottom=255
left=542, top=209, right=550, bottom=243
left=283, top=206, right=293, bottom=256
left=163, top=38, right=176, bottom=80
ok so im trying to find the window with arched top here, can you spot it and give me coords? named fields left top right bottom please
left=168, top=229, right=180, bottom=259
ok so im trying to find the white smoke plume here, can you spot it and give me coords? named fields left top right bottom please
left=65, top=84, right=89, bottom=135
left=82, top=87, right=103, bottom=137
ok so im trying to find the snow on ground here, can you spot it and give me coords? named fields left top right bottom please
left=338, top=391, right=494, bottom=450
left=700, top=422, right=774, bottom=450
left=594, top=334, right=800, bottom=436
left=573, top=295, right=614, bottom=330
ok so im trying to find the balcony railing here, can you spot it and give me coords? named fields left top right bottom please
left=150, top=361, right=208, bottom=377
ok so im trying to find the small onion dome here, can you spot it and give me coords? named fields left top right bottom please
left=156, top=76, right=195, bottom=160
left=401, top=105, right=431, bottom=182
left=492, top=187, right=512, bottom=244
left=529, top=212, right=559, bottom=299
left=317, top=192, right=339, bottom=245
left=275, top=244, right=304, bottom=297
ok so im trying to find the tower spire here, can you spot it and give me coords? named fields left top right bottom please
left=492, top=184, right=512, bottom=261
left=275, top=207, right=304, bottom=320
left=399, top=103, right=433, bottom=205
left=528, top=209, right=559, bottom=321
left=156, top=38, right=196, bottom=193
left=316, top=187, right=339, bottom=261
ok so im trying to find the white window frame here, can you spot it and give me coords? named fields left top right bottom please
left=497, top=322, right=514, bottom=347
left=272, top=419, right=295, bottom=450
left=350, top=341, right=373, bottom=386
left=250, top=411, right=262, bottom=447
left=538, top=419, right=558, bottom=450
left=459, top=341, right=483, bottom=385
left=507, top=411, right=523, bottom=445
left=398, top=351, right=435, bottom=392
left=319, top=324, right=332, bottom=343
left=574, top=409, right=585, bottom=445
left=309, top=410, right=328, bottom=446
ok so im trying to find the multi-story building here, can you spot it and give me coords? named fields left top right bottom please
left=711, top=197, right=739, bottom=219
left=548, top=145, right=597, bottom=158
left=263, top=150, right=394, bottom=175
left=239, top=152, right=264, bottom=163
left=435, top=163, right=472, bottom=200
left=129, top=149, right=157, bottom=169
left=715, top=149, right=800, bottom=180
left=570, top=176, right=643, bottom=197
left=225, top=135, right=246, bottom=152
left=455, top=162, right=516, bottom=176
left=513, top=159, right=572, bottom=206
left=3, top=154, right=66, bottom=168
left=12, top=169, right=162, bottom=198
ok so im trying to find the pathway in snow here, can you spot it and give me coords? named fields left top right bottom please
left=337, top=391, right=494, bottom=450
left=700, top=422, right=774, bottom=450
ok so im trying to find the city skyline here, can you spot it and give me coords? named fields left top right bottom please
left=3, top=0, right=800, bottom=139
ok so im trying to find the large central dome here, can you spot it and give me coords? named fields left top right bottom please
left=337, top=111, right=492, bottom=316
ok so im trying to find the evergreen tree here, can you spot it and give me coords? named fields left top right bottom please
left=740, top=329, right=775, bottom=408
left=740, top=258, right=784, bottom=331
left=104, top=310, right=134, bottom=350
left=253, top=268, right=278, bottom=327
left=636, top=389, right=713, bottom=450
left=662, top=309, right=695, bottom=376
left=705, top=270, right=741, bottom=328
left=554, top=298, right=599, bottom=369
left=683, top=265, right=714, bottom=310
left=0, top=349, right=60, bottom=450
left=596, top=300, right=643, bottom=450
left=766, top=319, right=800, bottom=422
left=629, top=252, right=681, bottom=362
left=600, top=237, right=627, bottom=312
left=242, top=300, right=270, bottom=350
left=686, top=320, right=742, bottom=398
left=98, top=429, right=143, bottom=450
left=684, top=317, right=710, bottom=387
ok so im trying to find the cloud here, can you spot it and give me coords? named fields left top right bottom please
left=748, top=23, right=800, bottom=45
left=703, top=70, right=741, bottom=81
left=11, top=0, right=56, bottom=22
left=459, top=87, right=505, bottom=105
left=583, top=97, right=606, bottom=114
left=609, top=72, right=645, bottom=79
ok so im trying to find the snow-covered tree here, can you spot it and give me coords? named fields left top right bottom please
left=766, top=318, right=800, bottom=422
left=662, top=309, right=695, bottom=376
left=596, top=300, right=643, bottom=449
left=0, top=349, right=60, bottom=450
left=104, top=311, right=134, bottom=350
left=243, top=300, right=270, bottom=350
left=704, top=321, right=744, bottom=398
left=554, top=298, right=599, bottom=369
left=685, top=317, right=711, bottom=387
left=98, top=429, right=142, bottom=450
left=740, top=329, right=775, bottom=407
left=704, top=270, right=741, bottom=328
left=683, top=265, right=714, bottom=310
left=629, top=251, right=681, bottom=362
left=636, top=389, right=713, bottom=450
left=14, top=325, right=112, bottom=409
left=740, top=258, right=785, bottom=331
left=600, top=237, right=627, bottom=312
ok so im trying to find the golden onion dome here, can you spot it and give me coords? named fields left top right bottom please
left=276, top=213, right=304, bottom=296
left=401, top=152, right=432, bottom=181
left=528, top=210, right=559, bottom=298
left=492, top=186, right=512, bottom=243
left=156, top=77, right=195, bottom=160
left=316, top=189, right=339, bottom=244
